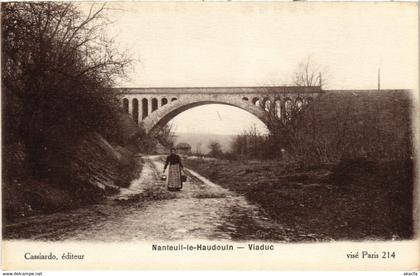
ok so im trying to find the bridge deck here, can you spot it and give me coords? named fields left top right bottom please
left=114, top=86, right=323, bottom=95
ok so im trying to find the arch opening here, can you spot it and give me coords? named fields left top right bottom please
left=152, top=98, right=158, bottom=112
left=142, top=98, right=148, bottom=119
left=284, top=98, right=293, bottom=119
left=147, top=101, right=268, bottom=137
left=252, top=97, right=259, bottom=105
left=296, top=97, right=303, bottom=111
left=274, top=99, right=282, bottom=118
left=132, top=98, right=139, bottom=124
left=161, top=98, right=168, bottom=106
left=263, top=98, right=271, bottom=112
left=122, top=98, right=129, bottom=113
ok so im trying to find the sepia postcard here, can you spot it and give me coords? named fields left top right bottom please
left=1, top=1, right=419, bottom=272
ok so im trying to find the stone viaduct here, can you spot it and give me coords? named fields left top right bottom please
left=115, top=86, right=323, bottom=136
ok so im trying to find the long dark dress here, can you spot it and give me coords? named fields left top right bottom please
left=164, top=153, right=184, bottom=190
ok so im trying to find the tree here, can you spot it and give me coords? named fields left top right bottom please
left=208, top=141, right=223, bottom=158
left=2, top=2, right=132, bottom=178
left=259, top=56, right=329, bottom=160
left=195, top=143, right=202, bottom=155
left=289, top=91, right=413, bottom=164
left=292, top=56, right=327, bottom=88
left=230, top=125, right=269, bottom=159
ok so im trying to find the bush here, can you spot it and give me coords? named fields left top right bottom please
left=240, top=90, right=414, bottom=166
left=290, top=91, right=413, bottom=165
left=2, top=3, right=132, bottom=180
left=329, top=158, right=376, bottom=186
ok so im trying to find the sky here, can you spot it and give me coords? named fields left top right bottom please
left=88, top=2, right=418, bottom=135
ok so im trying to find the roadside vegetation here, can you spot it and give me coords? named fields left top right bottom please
left=191, top=59, right=414, bottom=240
left=2, top=3, right=145, bottom=221
left=185, top=156, right=413, bottom=240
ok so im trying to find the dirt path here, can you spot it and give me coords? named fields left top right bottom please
left=4, top=155, right=288, bottom=242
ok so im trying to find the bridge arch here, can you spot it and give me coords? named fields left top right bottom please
left=141, top=96, right=268, bottom=136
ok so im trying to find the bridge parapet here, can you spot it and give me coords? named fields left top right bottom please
left=116, top=86, right=321, bottom=95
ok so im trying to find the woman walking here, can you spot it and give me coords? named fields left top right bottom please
left=163, top=148, right=185, bottom=191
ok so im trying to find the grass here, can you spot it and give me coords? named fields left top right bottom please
left=184, top=157, right=414, bottom=241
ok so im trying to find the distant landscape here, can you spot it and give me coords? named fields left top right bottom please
left=173, top=132, right=236, bottom=154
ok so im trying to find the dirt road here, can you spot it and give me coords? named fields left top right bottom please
left=4, top=156, right=289, bottom=241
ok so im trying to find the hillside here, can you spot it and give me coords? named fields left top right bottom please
left=290, top=89, right=413, bottom=164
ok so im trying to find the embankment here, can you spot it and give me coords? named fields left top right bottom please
left=3, top=113, right=144, bottom=222
left=184, top=157, right=413, bottom=241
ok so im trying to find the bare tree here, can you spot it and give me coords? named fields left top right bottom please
left=2, top=2, right=132, bottom=177
left=292, top=56, right=327, bottom=88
